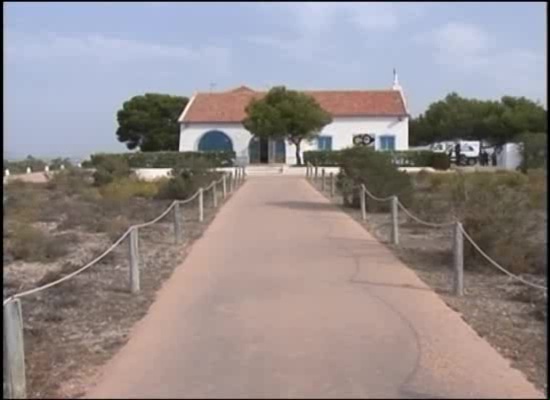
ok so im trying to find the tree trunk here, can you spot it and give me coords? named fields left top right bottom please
left=295, top=141, right=302, bottom=166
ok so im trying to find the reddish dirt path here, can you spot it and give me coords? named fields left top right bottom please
left=86, top=176, right=543, bottom=399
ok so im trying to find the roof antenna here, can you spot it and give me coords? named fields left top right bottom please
left=392, top=68, right=399, bottom=88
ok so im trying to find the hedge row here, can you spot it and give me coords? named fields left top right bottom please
left=303, top=150, right=450, bottom=170
left=86, top=151, right=235, bottom=169
left=4, top=157, right=74, bottom=173
left=337, top=147, right=414, bottom=212
left=390, top=151, right=450, bottom=170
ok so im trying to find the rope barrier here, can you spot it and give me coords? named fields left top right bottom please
left=397, top=200, right=456, bottom=228
left=459, top=226, right=548, bottom=291
left=312, top=172, right=546, bottom=292
left=133, top=201, right=177, bottom=229
left=3, top=173, right=234, bottom=305
left=359, top=184, right=394, bottom=202
left=3, top=227, right=133, bottom=305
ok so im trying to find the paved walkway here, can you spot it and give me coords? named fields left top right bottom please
left=87, top=177, right=542, bottom=399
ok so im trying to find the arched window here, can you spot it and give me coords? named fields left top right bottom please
left=198, top=130, right=233, bottom=152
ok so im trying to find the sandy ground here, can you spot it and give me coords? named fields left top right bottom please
left=310, top=179, right=547, bottom=396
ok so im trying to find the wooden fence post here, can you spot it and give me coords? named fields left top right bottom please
left=213, top=182, right=218, bottom=207
left=391, top=196, right=399, bottom=245
left=321, top=169, right=326, bottom=191
left=314, top=165, right=318, bottom=182
left=129, top=228, right=140, bottom=293
left=222, top=175, right=227, bottom=198
left=360, top=186, right=367, bottom=221
left=3, top=299, right=26, bottom=399
left=330, top=172, right=335, bottom=197
left=198, top=188, right=204, bottom=222
left=453, top=222, right=464, bottom=296
left=174, top=202, right=182, bottom=244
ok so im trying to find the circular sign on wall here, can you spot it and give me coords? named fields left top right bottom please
left=353, top=134, right=375, bottom=146
left=353, top=135, right=364, bottom=146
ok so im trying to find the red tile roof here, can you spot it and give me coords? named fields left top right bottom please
left=180, top=87, right=407, bottom=123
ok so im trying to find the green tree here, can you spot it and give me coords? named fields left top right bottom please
left=243, top=86, right=332, bottom=165
left=517, top=132, right=547, bottom=172
left=410, top=93, right=547, bottom=147
left=116, top=93, right=188, bottom=151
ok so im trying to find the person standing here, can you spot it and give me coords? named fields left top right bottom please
left=454, top=142, right=462, bottom=165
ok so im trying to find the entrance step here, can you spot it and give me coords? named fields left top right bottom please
left=245, top=165, right=285, bottom=176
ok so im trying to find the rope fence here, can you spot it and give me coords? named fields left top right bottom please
left=306, top=163, right=547, bottom=296
left=3, top=166, right=246, bottom=399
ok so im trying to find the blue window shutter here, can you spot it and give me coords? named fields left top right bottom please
left=379, top=135, right=395, bottom=151
left=317, top=136, right=332, bottom=150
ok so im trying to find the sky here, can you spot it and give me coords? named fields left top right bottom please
left=4, top=2, right=547, bottom=159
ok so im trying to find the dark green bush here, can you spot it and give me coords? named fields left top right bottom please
left=89, top=151, right=235, bottom=169
left=337, top=147, right=414, bottom=212
left=156, top=159, right=222, bottom=200
left=304, top=150, right=450, bottom=170
left=390, top=151, right=433, bottom=167
left=390, top=151, right=450, bottom=170
left=303, top=151, right=343, bottom=166
left=517, top=132, right=547, bottom=172
left=430, top=153, right=451, bottom=170
left=92, top=155, right=132, bottom=186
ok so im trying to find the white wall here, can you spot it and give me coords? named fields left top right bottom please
left=496, top=143, right=522, bottom=170
left=318, top=116, right=408, bottom=151
left=179, top=115, right=409, bottom=165
left=179, top=122, right=252, bottom=165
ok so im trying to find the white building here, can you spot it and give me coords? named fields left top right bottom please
left=178, top=73, right=409, bottom=165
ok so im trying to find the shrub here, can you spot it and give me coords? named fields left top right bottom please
left=4, top=181, right=45, bottom=223
left=390, top=151, right=433, bottom=167
left=99, top=178, right=159, bottom=202
left=46, top=168, right=93, bottom=195
left=431, top=153, right=451, bottom=170
left=336, top=147, right=414, bottom=212
left=527, top=168, right=546, bottom=210
left=390, top=151, right=450, bottom=170
left=447, top=172, right=542, bottom=274
left=89, top=151, right=235, bottom=169
left=9, top=224, right=77, bottom=262
left=92, top=156, right=132, bottom=186
left=517, top=132, right=547, bottom=173
left=303, top=151, right=343, bottom=166
left=156, top=159, right=221, bottom=200
left=96, top=216, right=131, bottom=241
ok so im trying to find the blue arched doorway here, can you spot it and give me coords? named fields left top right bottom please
left=198, top=130, right=233, bottom=152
